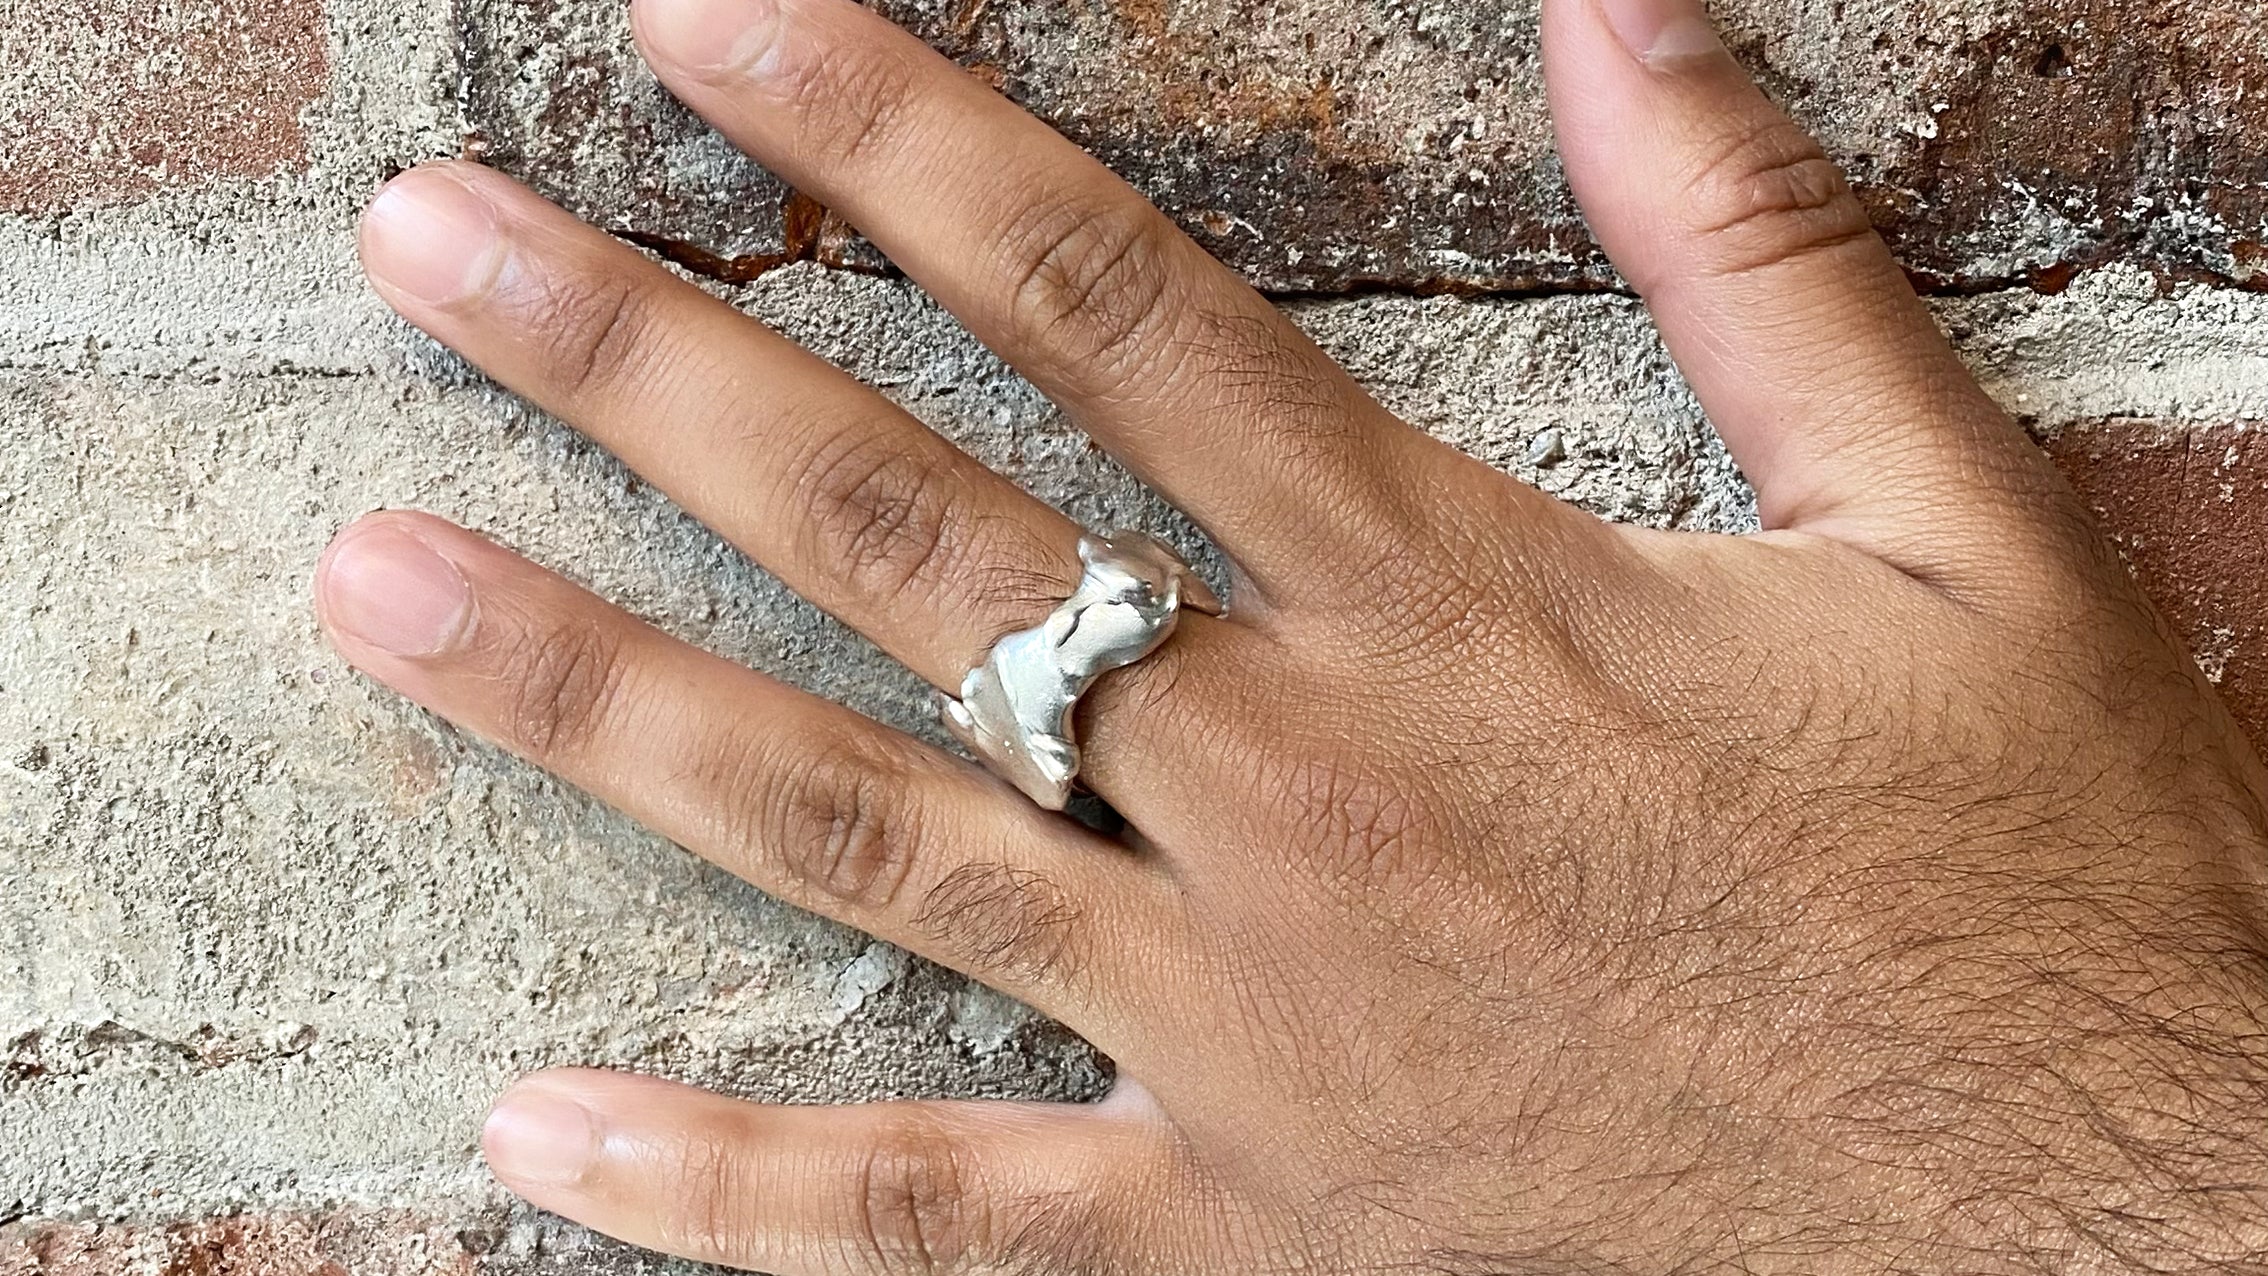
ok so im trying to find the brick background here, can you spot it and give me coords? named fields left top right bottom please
left=1891, top=0, right=2268, bottom=290
left=0, top=0, right=331, bottom=213
left=0, top=1209, right=699, bottom=1276
left=463, top=0, right=2268, bottom=293
left=2051, top=420, right=2268, bottom=742
left=4, top=0, right=2268, bottom=1263
left=1, top=1214, right=472, bottom=1276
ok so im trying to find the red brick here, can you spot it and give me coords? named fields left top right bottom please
left=0, top=0, right=331, bottom=213
left=1883, top=0, right=2268, bottom=290
left=0, top=1214, right=474, bottom=1276
left=2047, top=421, right=2268, bottom=746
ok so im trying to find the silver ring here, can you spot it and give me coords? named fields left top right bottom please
left=942, top=530, right=1223, bottom=810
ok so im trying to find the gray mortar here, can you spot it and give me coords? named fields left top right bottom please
left=6, top=0, right=2268, bottom=1230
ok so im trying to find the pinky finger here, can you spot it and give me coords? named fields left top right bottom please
left=482, top=1069, right=1183, bottom=1275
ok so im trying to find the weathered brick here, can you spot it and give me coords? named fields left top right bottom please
left=0, top=0, right=331, bottom=213
left=1, top=1210, right=754, bottom=1276
left=457, top=0, right=2268, bottom=293
left=0, top=1213, right=474, bottom=1276
left=460, top=0, right=813, bottom=275
left=2048, top=421, right=2268, bottom=746
left=1883, top=0, right=2268, bottom=290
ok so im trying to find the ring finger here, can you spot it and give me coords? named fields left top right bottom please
left=314, top=511, right=1184, bottom=1024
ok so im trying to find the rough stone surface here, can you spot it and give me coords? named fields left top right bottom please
left=0, top=1208, right=716, bottom=1276
left=4, top=0, right=2268, bottom=1258
left=0, top=0, right=331, bottom=213
left=462, top=0, right=2268, bottom=292
left=2, top=1212, right=476, bottom=1276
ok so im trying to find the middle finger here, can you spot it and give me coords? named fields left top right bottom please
left=629, top=0, right=1463, bottom=593
left=360, top=160, right=1088, bottom=693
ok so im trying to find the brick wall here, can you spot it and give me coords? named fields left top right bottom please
left=0, top=0, right=330, bottom=214
left=3, top=0, right=2266, bottom=1268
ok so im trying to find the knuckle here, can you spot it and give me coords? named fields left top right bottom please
left=1180, top=306, right=1364, bottom=461
left=523, top=267, right=663, bottom=398
left=758, top=734, right=929, bottom=913
left=659, top=1131, right=765, bottom=1267
left=1271, top=754, right=1444, bottom=888
left=490, top=614, right=629, bottom=759
left=992, top=1194, right=1124, bottom=1276
left=915, top=862, right=1085, bottom=983
left=774, top=38, right=924, bottom=171
left=856, top=1118, right=988, bottom=1273
left=1083, top=614, right=1200, bottom=723
left=999, top=195, right=1182, bottom=384
left=1681, top=117, right=1878, bottom=278
left=1329, top=530, right=1515, bottom=663
left=1370, top=558, right=1493, bottom=651
left=788, top=426, right=969, bottom=601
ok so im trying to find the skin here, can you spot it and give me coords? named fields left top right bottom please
left=313, top=0, right=2268, bottom=1268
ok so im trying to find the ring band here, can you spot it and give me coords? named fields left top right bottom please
left=942, top=530, right=1223, bottom=810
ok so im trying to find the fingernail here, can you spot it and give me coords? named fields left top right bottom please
left=321, top=523, right=475, bottom=658
left=1598, top=0, right=1727, bottom=66
left=484, top=1086, right=598, bottom=1189
left=361, top=170, right=507, bottom=307
left=634, top=0, right=779, bottom=79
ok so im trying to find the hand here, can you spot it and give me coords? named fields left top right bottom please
left=317, top=0, right=2268, bottom=1268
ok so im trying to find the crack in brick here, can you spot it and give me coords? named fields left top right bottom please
left=611, top=190, right=892, bottom=285
left=608, top=231, right=2265, bottom=302
left=5, top=1019, right=320, bottom=1087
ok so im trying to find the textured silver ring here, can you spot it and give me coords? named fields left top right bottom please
left=942, top=530, right=1224, bottom=810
